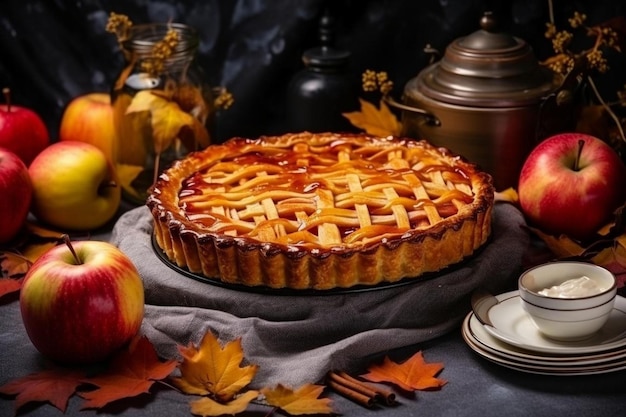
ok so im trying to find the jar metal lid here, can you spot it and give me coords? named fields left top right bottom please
left=407, top=12, right=562, bottom=107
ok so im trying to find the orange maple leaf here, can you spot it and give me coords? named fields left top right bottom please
left=78, top=335, right=178, bottom=409
left=19, top=223, right=65, bottom=262
left=171, top=330, right=258, bottom=403
left=189, top=390, right=260, bottom=417
left=343, top=98, right=402, bottom=137
left=0, top=368, right=85, bottom=413
left=262, top=383, right=334, bottom=416
left=0, top=251, right=30, bottom=299
left=361, top=351, right=446, bottom=391
left=0, top=222, right=65, bottom=298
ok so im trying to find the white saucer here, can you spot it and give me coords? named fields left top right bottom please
left=482, top=291, right=626, bottom=355
left=462, top=314, right=626, bottom=375
left=466, top=313, right=626, bottom=365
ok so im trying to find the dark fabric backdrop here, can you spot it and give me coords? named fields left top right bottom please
left=0, top=0, right=625, bottom=144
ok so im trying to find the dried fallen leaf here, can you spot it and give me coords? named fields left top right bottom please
left=529, top=227, right=587, bottom=259
left=494, top=187, right=519, bottom=203
left=0, top=223, right=64, bottom=298
left=172, top=330, right=258, bottom=403
left=262, top=383, right=333, bottom=416
left=361, top=351, right=446, bottom=391
left=9, top=222, right=64, bottom=263
left=189, top=390, right=259, bottom=417
left=113, top=93, right=149, bottom=166
left=178, top=118, right=211, bottom=153
left=590, top=235, right=626, bottom=288
left=528, top=221, right=626, bottom=289
left=23, top=223, right=66, bottom=240
left=0, top=251, right=29, bottom=297
left=79, top=335, right=178, bottom=409
left=0, top=276, right=23, bottom=298
left=126, top=90, right=199, bottom=154
left=116, top=163, right=145, bottom=200
left=343, top=98, right=402, bottom=137
left=0, top=368, right=85, bottom=413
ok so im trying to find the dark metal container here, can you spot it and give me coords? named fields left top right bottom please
left=389, top=12, right=577, bottom=190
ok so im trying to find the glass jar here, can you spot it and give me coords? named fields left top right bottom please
left=111, top=23, right=214, bottom=205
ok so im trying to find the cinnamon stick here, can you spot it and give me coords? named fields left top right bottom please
left=328, top=371, right=379, bottom=399
left=327, top=379, right=375, bottom=408
left=327, top=370, right=397, bottom=407
left=337, top=371, right=396, bottom=405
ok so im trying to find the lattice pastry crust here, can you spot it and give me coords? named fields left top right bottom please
left=148, top=132, right=494, bottom=289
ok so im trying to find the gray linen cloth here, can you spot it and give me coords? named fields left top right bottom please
left=110, top=203, right=528, bottom=388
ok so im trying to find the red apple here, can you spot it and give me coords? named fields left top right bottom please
left=29, top=141, right=121, bottom=231
left=19, top=237, right=144, bottom=364
left=0, top=88, right=50, bottom=165
left=59, top=92, right=116, bottom=163
left=518, top=132, right=626, bottom=240
left=0, top=147, right=32, bottom=243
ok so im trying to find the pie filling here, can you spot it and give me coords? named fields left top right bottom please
left=148, top=132, right=494, bottom=289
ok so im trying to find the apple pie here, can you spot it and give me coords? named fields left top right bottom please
left=147, top=132, right=494, bottom=290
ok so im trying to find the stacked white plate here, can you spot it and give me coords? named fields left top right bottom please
left=462, top=290, right=626, bottom=375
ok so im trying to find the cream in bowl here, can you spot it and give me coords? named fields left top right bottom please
left=538, top=275, right=611, bottom=298
left=518, top=261, right=617, bottom=341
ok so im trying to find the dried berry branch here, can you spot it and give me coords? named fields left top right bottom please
left=542, top=3, right=626, bottom=147
left=142, top=26, right=180, bottom=77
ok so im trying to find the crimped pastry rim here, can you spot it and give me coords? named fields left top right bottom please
left=147, top=132, right=494, bottom=289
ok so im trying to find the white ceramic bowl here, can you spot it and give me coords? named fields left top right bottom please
left=518, top=261, right=617, bottom=341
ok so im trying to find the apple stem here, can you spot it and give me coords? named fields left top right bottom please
left=63, top=234, right=83, bottom=265
left=574, top=139, right=585, bottom=171
left=3, top=87, right=11, bottom=112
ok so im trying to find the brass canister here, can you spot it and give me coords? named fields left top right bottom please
left=391, top=12, right=577, bottom=190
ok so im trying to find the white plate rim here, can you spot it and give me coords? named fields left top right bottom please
left=482, top=291, right=626, bottom=354
left=466, top=313, right=626, bottom=365
left=462, top=314, right=626, bottom=375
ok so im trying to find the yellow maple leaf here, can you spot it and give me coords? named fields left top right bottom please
left=494, top=187, right=519, bottom=203
left=112, top=93, right=148, bottom=166
left=361, top=351, right=446, bottom=391
left=126, top=90, right=197, bottom=154
left=188, top=390, right=259, bottom=417
left=19, top=223, right=64, bottom=262
left=343, top=98, right=402, bottom=137
left=171, top=331, right=258, bottom=402
left=116, top=164, right=144, bottom=201
left=261, top=383, right=333, bottom=415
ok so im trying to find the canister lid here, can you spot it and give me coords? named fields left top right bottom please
left=408, top=12, right=562, bottom=107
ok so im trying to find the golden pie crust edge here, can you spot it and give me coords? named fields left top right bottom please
left=147, top=132, right=494, bottom=290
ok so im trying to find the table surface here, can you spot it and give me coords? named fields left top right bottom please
left=2, top=295, right=625, bottom=417
left=1, top=206, right=625, bottom=417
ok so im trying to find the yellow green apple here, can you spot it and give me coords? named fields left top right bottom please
left=28, top=141, right=121, bottom=231
left=59, top=92, right=116, bottom=163
left=20, top=237, right=144, bottom=364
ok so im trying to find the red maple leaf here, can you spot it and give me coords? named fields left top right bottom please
left=0, top=368, right=86, bottom=413
left=78, top=335, right=178, bottom=409
left=0, top=276, right=23, bottom=299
